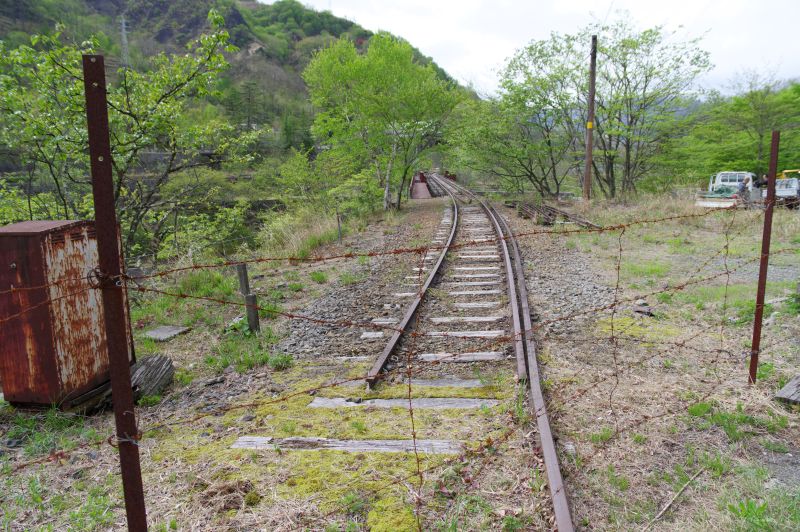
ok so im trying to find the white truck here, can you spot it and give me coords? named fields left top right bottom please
left=707, top=171, right=756, bottom=193
left=763, top=177, right=800, bottom=208
left=695, top=171, right=756, bottom=208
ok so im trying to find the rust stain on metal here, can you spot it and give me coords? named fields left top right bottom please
left=0, top=220, right=133, bottom=407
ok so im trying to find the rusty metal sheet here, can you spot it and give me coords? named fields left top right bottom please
left=0, top=220, right=133, bottom=407
left=0, top=231, right=59, bottom=403
left=0, top=220, right=83, bottom=236
left=43, top=223, right=111, bottom=400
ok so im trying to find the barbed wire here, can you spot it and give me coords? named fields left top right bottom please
left=3, top=200, right=796, bottom=530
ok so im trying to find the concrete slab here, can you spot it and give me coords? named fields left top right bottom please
left=454, top=301, right=501, bottom=309
left=360, top=331, right=385, bottom=339
left=449, top=290, right=502, bottom=296
left=407, top=378, right=485, bottom=387
left=309, top=397, right=499, bottom=409
left=425, top=330, right=505, bottom=338
left=145, top=325, right=190, bottom=342
left=419, top=352, right=505, bottom=362
left=443, top=281, right=501, bottom=286
left=232, top=436, right=462, bottom=454
left=430, top=316, right=504, bottom=324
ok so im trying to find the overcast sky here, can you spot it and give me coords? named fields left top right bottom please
left=263, top=0, right=800, bottom=95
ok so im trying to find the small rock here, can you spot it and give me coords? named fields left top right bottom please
left=5, top=438, right=23, bottom=448
left=204, top=376, right=224, bottom=386
left=562, top=441, right=577, bottom=456
left=634, top=299, right=647, bottom=306
left=254, top=372, right=268, bottom=379
left=87, top=451, right=99, bottom=461
left=241, top=414, right=256, bottom=422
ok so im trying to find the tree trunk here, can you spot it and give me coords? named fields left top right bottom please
left=382, top=143, right=397, bottom=210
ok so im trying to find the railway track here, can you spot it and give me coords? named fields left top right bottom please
left=516, top=201, right=600, bottom=229
left=365, top=174, right=573, bottom=530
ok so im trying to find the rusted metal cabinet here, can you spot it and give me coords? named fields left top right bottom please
left=0, top=220, right=134, bottom=407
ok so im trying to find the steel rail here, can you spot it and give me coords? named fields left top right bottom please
left=437, top=178, right=574, bottom=531
left=493, top=204, right=574, bottom=531
left=365, top=181, right=459, bottom=387
left=432, top=176, right=526, bottom=381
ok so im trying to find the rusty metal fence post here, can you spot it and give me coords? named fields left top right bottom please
left=82, top=54, right=148, bottom=530
left=749, top=130, right=780, bottom=384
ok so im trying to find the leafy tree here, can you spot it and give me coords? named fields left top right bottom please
left=447, top=38, right=582, bottom=197
left=304, top=33, right=459, bottom=209
left=721, top=73, right=800, bottom=175
left=653, top=80, right=800, bottom=188
left=0, top=10, right=254, bottom=255
left=459, top=18, right=710, bottom=198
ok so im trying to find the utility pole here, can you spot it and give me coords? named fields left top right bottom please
left=120, top=15, right=130, bottom=69
left=582, top=35, right=597, bottom=202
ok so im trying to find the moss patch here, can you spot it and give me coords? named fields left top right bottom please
left=367, top=496, right=417, bottom=531
left=595, top=316, right=681, bottom=340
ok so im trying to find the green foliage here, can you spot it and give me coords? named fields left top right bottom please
left=68, top=486, right=114, bottom=530
left=688, top=402, right=713, bottom=417
left=590, top=427, right=614, bottom=444
left=728, top=499, right=769, bottom=529
left=244, top=490, right=261, bottom=507
left=0, top=11, right=254, bottom=255
left=4, top=408, right=98, bottom=457
left=137, top=395, right=162, bottom=407
left=267, top=353, right=294, bottom=371
left=309, top=271, right=328, bottom=284
left=691, top=402, right=788, bottom=442
left=785, top=293, right=800, bottom=316
left=305, top=33, right=460, bottom=209
left=204, top=328, right=278, bottom=373
left=450, top=19, right=710, bottom=198
left=178, top=270, right=236, bottom=299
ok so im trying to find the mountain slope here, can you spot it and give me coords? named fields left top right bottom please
left=0, top=0, right=455, bottom=137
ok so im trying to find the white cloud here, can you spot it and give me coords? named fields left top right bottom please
left=259, top=0, right=800, bottom=93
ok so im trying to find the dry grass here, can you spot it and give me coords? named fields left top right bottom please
left=520, top=197, right=800, bottom=530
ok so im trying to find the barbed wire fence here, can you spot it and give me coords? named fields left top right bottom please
left=2, top=189, right=797, bottom=529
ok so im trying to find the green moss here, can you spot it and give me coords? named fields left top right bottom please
left=246, top=392, right=509, bottom=441
left=318, top=382, right=507, bottom=400
left=366, top=497, right=417, bottom=531
left=244, top=490, right=261, bottom=506
left=277, top=451, right=443, bottom=510
left=595, top=316, right=681, bottom=340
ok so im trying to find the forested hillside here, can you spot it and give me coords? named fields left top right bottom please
left=0, top=0, right=453, bottom=154
left=0, top=0, right=462, bottom=264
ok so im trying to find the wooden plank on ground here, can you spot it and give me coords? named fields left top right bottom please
left=776, top=375, right=800, bottom=404
left=231, top=436, right=462, bottom=454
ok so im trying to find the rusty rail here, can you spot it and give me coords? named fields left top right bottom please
left=365, top=182, right=459, bottom=387
left=439, top=178, right=574, bottom=532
